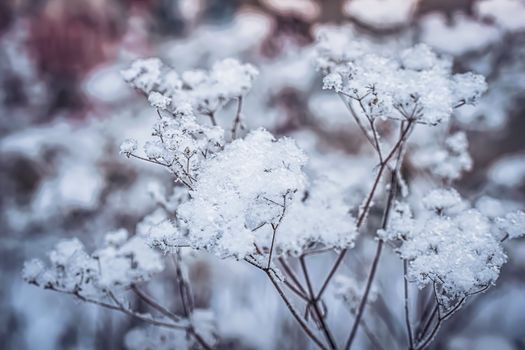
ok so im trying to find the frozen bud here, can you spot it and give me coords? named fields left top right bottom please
left=22, top=259, right=46, bottom=284
left=451, top=72, right=487, bottom=106
left=400, top=44, right=438, bottom=71
left=422, top=188, right=465, bottom=214
left=120, top=139, right=138, bottom=157
left=148, top=92, right=171, bottom=110
left=144, top=141, right=164, bottom=159
left=496, top=210, right=525, bottom=239
left=323, top=72, right=343, bottom=91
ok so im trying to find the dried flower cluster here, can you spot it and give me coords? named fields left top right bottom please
left=23, top=28, right=524, bottom=350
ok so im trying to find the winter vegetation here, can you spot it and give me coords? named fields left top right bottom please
left=1, top=1, right=525, bottom=350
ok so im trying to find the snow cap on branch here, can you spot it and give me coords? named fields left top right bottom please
left=316, top=29, right=487, bottom=124
left=380, top=189, right=524, bottom=304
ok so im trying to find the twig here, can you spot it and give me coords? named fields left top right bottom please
left=403, top=261, right=415, bottom=350
left=267, top=195, right=287, bottom=269
left=338, top=93, right=378, bottom=152
left=316, top=120, right=414, bottom=302
left=345, top=122, right=410, bottom=350
left=245, top=260, right=329, bottom=350
left=300, top=256, right=338, bottom=349
left=207, top=111, right=217, bottom=126
left=264, top=268, right=330, bottom=350
left=131, top=284, right=182, bottom=322
left=231, top=97, right=243, bottom=139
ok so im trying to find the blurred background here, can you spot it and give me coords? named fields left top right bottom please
left=0, top=0, right=524, bottom=349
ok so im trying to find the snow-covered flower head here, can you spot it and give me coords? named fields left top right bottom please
left=381, top=189, right=524, bottom=304
left=316, top=31, right=487, bottom=125
left=23, top=230, right=164, bottom=296
left=122, top=58, right=258, bottom=117
left=177, top=129, right=308, bottom=258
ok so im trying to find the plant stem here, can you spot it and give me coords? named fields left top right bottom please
left=404, top=260, right=415, bottom=350
left=301, top=256, right=338, bottom=349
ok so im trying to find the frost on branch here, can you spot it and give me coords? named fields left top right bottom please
left=276, top=180, right=358, bottom=255
left=172, top=129, right=358, bottom=259
left=121, top=58, right=164, bottom=94
left=122, top=57, right=258, bottom=117
left=23, top=229, right=163, bottom=296
left=177, top=129, right=307, bottom=258
left=119, top=58, right=265, bottom=187
left=121, top=103, right=224, bottom=187
left=119, top=138, right=138, bottom=157
left=495, top=211, right=525, bottom=240
left=380, top=189, right=525, bottom=305
left=316, top=30, right=487, bottom=124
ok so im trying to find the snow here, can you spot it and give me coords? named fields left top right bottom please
left=488, top=153, right=525, bottom=187
left=178, top=129, right=308, bottom=258
left=476, top=0, right=525, bottom=32
left=148, top=91, right=172, bottom=110
left=316, top=34, right=486, bottom=125
left=343, top=0, right=417, bottom=29
left=24, top=230, right=164, bottom=295
left=381, top=189, right=524, bottom=304
left=120, top=138, right=138, bottom=156
left=420, top=12, right=502, bottom=56
left=412, top=132, right=473, bottom=181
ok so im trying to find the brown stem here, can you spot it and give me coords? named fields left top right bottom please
left=131, top=284, right=182, bottom=322
left=417, top=304, right=438, bottom=342
left=344, top=240, right=384, bottom=350
left=264, top=268, right=329, bottom=350
left=316, top=120, right=413, bottom=301
left=403, top=261, right=415, bottom=350
left=300, top=256, right=338, bottom=349
left=231, top=96, right=243, bottom=139
left=345, top=122, right=410, bottom=350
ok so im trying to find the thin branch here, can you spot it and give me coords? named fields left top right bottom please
left=264, top=268, right=330, bottom=350
left=106, top=290, right=187, bottom=330
left=267, top=195, right=287, bottom=269
left=206, top=111, right=218, bottom=126
left=128, top=153, right=194, bottom=190
left=338, top=93, right=378, bottom=152
left=316, top=120, right=414, bottom=302
left=267, top=225, right=279, bottom=270
left=403, top=261, right=415, bottom=350
left=416, top=304, right=438, bottom=342
left=172, top=253, right=194, bottom=317
left=245, top=260, right=329, bottom=350
left=131, top=284, right=182, bottom=322
left=231, top=96, right=243, bottom=139
left=171, top=254, right=214, bottom=350
left=279, top=257, right=309, bottom=300
left=300, top=256, right=338, bottom=349
left=344, top=241, right=384, bottom=350
left=345, top=122, right=410, bottom=350
left=359, top=318, right=387, bottom=350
